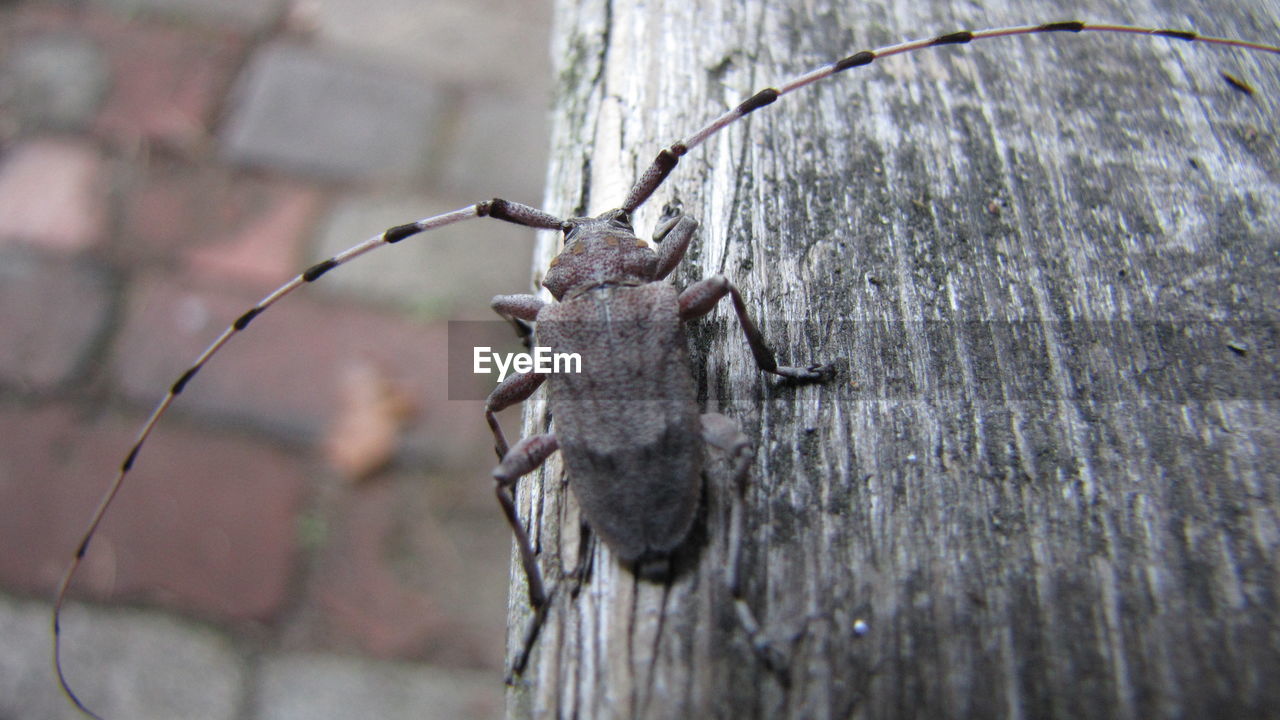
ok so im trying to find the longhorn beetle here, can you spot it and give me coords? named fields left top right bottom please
left=53, top=2, right=1280, bottom=716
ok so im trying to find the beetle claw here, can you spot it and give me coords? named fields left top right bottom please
left=774, top=363, right=833, bottom=382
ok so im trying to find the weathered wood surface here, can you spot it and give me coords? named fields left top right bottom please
left=506, top=0, right=1280, bottom=717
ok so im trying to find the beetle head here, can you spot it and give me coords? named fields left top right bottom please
left=542, top=209, right=658, bottom=300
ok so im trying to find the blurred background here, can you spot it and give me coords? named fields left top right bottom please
left=0, top=0, right=553, bottom=717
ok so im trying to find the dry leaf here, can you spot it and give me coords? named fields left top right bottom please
left=322, top=359, right=419, bottom=481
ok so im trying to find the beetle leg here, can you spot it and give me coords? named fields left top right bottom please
left=493, top=433, right=558, bottom=610
left=652, top=211, right=699, bottom=281
left=491, top=293, right=545, bottom=350
left=701, top=413, right=788, bottom=675
left=701, top=412, right=754, bottom=486
left=679, top=275, right=830, bottom=380
left=493, top=432, right=559, bottom=680
left=484, top=371, right=546, bottom=458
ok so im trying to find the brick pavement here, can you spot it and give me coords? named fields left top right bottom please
left=0, top=0, right=551, bottom=717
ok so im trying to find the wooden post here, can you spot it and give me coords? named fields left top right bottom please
left=508, top=0, right=1280, bottom=717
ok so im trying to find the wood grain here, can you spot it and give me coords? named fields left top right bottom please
left=508, top=1, right=1280, bottom=717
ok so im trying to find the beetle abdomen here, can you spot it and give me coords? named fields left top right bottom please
left=537, top=284, right=701, bottom=563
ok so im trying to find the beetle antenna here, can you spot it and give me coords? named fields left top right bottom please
left=51, top=198, right=563, bottom=718
left=621, top=21, right=1280, bottom=212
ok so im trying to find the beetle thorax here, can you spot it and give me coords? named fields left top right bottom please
left=542, top=209, right=658, bottom=300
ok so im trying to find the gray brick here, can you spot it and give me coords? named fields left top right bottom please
left=254, top=653, right=500, bottom=720
left=2, top=35, right=109, bottom=132
left=0, top=249, right=113, bottom=393
left=298, top=0, right=552, bottom=96
left=0, top=595, right=243, bottom=720
left=220, top=44, right=445, bottom=182
left=310, top=193, right=539, bottom=317
left=441, top=90, right=549, bottom=203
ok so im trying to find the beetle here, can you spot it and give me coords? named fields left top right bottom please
left=50, top=5, right=1280, bottom=716
left=480, top=201, right=831, bottom=673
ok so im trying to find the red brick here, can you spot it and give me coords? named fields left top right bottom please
left=0, top=4, right=77, bottom=37
left=0, top=402, right=308, bottom=622
left=303, top=470, right=509, bottom=668
left=120, top=163, right=321, bottom=285
left=0, top=138, right=108, bottom=252
left=95, top=22, right=244, bottom=150
left=111, top=273, right=493, bottom=468
left=184, top=180, right=324, bottom=286
left=118, top=163, right=210, bottom=260
left=0, top=249, right=113, bottom=392
left=8, top=5, right=246, bottom=151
